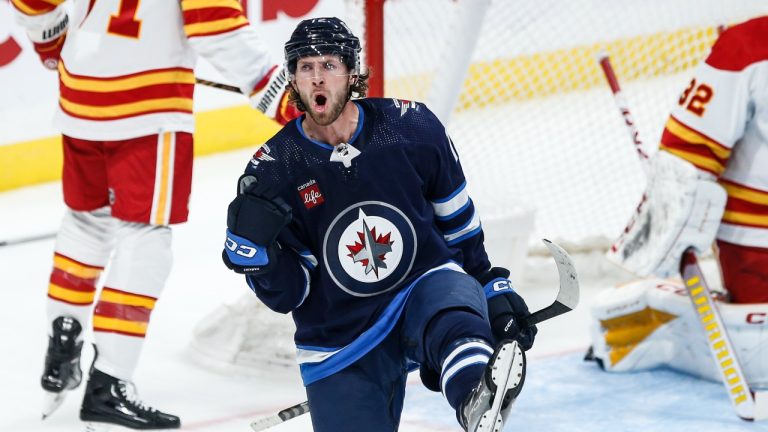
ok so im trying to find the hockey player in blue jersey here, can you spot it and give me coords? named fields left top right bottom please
left=222, top=17, right=537, bottom=432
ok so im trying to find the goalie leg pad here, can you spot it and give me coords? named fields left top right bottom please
left=607, top=151, right=727, bottom=277
left=590, top=279, right=768, bottom=388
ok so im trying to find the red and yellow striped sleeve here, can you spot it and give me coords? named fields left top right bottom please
left=659, top=115, right=732, bottom=177
left=47, top=253, right=102, bottom=306
left=58, top=61, right=195, bottom=120
left=10, top=0, right=65, bottom=16
left=181, top=0, right=250, bottom=38
left=93, top=288, right=157, bottom=337
left=719, top=179, right=768, bottom=229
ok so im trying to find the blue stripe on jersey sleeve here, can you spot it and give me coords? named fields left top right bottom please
left=446, top=225, right=483, bottom=246
left=432, top=181, right=466, bottom=203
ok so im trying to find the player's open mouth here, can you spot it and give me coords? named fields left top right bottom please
left=314, top=94, right=327, bottom=112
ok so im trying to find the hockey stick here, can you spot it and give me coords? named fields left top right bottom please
left=249, top=239, right=579, bottom=431
left=518, top=239, right=579, bottom=327
left=599, top=53, right=768, bottom=421
left=680, top=250, right=768, bottom=421
left=597, top=52, right=650, bottom=175
left=195, top=77, right=241, bottom=94
left=0, top=231, right=57, bottom=248
left=250, top=401, right=310, bottom=432
left=195, top=67, right=288, bottom=114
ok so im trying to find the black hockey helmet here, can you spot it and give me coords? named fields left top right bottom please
left=284, top=17, right=361, bottom=76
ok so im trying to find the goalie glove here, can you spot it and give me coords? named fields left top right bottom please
left=607, top=151, right=727, bottom=277
left=250, top=66, right=301, bottom=125
left=222, top=175, right=292, bottom=274
left=479, top=267, right=537, bottom=350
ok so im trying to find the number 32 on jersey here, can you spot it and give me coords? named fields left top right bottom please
left=678, top=78, right=713, bottom=117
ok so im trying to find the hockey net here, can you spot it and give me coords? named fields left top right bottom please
left=191, top=0, right=768, bottom=372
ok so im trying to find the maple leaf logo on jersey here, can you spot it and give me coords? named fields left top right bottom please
left=345, top=220, right=394, bottom=278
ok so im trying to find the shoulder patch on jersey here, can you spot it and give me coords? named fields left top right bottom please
left=392, top=98, right=419, bottom=117
left=250, top=144, right=275, bottom=168
left=706, top=17, right=768, bottom=72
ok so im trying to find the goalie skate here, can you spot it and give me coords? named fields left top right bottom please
left=459, top=340, right=526, bottom=432
left=41, top=316, right=84, bottom=419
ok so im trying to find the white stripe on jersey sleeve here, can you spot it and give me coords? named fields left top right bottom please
left=443, top=211, right=481, bottom=243
left=431, top=182, right=470, bottom=218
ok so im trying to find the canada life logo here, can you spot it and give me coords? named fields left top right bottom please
left=323, top=202, right=417, bottom=297
left=297, top=179, right=324, bottom=209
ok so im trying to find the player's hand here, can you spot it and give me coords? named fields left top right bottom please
left=27, top=13, right=68, bottom=71
left=479, top=267, right=537, bottom=350
left=32, top=34, right=66, bottom=70
left=273, top=89, right=301, bottom=125
left=222, top=175, right=292, bottom=274
left=250, top=66, right=301, bottom=125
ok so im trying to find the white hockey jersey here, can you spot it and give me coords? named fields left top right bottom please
left=660, top=16, right=768, bottom=249
left=11, top=0, right=275, bottom=140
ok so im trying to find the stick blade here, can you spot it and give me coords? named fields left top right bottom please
left=520, top=240, right=580, bottom=327
left=542, top=239, right=579, bottom=310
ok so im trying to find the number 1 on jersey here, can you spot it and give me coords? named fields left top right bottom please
left=108, top=0, right=142, bottom=39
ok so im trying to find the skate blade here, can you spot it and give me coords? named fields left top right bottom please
left=476, top=341, right=526, bottom=432
left=84, top=422, right=113, bottom=432
left=42, top=390, right=67, bottom=420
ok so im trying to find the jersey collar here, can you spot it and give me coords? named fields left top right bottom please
left=295, top=101, right=364, bottom=151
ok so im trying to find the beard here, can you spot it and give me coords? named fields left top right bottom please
left=302, top=88, right=349, bottom=126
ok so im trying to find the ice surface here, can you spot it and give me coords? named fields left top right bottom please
left=1, top=149, right=765, bottom=431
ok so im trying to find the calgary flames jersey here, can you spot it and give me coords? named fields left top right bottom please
left=660, top=16, right=768, bottom=249
left=12, top=0, right=274, bottom=140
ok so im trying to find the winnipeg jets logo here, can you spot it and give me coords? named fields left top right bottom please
left=324, top=202, right=417, bottom=297
left=345, top=214, right=394, bottom=278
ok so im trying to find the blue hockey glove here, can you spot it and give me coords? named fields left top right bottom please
left=222, top=175, right=292, bottom=274
left=479, top=267, right=537, bottom=350
left=223, top=229, right=278, bottom=274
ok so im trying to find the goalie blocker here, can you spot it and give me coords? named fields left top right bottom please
left=607, top=151, right=726, bottom=278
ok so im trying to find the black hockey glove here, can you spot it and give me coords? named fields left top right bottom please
left=222, top=174, right=292, bottom=275
left=479, top=267, right=537, bottom=350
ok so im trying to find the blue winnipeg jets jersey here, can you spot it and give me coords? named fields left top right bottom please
left=241, top=98, right=491, bottom=384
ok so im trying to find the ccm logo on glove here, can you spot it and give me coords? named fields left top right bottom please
left=225, top=236, right=259, bottom=258
left=492, top=280, right=514, bottom=292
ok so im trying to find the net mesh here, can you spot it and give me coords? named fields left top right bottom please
left=193, top=0, right=768, bottom=371
left=345, top=0, right=768, bottom=250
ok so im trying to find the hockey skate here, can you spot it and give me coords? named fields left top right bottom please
left=80, top=368, right=181, bottom=430
left=41, top=316, right=84, bottom=419
left=458, top=340, right=526, bottom=432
